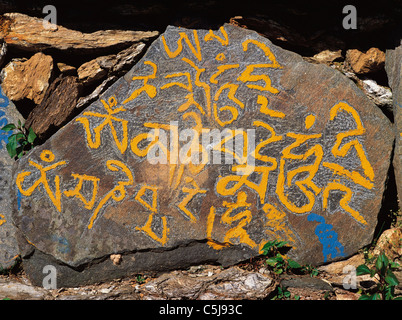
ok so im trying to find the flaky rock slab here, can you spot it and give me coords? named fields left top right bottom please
left=0, top=13, right=158, bottom=53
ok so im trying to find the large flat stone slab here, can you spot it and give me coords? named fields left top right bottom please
left=13, top=24, right=393, bottom=286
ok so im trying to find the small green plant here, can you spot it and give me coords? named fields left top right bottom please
left=300, top=264, right=319, bottom=277
left=323, top=291, right=332, bottom=300
left=135, top=274, right=146, bottom=284
left=356, top=252, right=402, bottom=300
left=271, top=285, right=300, bottom=300
left=261, top=240, right=302, bottom=275
left=1, top=121, right=37, bottom=159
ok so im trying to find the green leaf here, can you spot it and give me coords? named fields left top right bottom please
left=311, top=269, right=319, bottom=277
left=384, top=285, right=395, bottom=300
left=6, top=141, right=17, bottom=158
left=275, top=253, right=284, bottom=264
left=266, top=257, right=279, bottom=267
left=380, top=253, right=389, bottom=267
left=13, top=132, right=25, bottom=143
left=261, top=241, right=275, bottom=255
left=27, top=127, right=37, bottom=144
left=275, top=241, right=288, bottom=248
left=375, top=255, right=383, bottom=272
left=288, top=259, right=301, bottom=269
left=376, top=253, right=389, bottom=275
left=6, top=134, right=17, bottom=158
left=1, top=123, right=16, bottom=132
left=393, top=296, right=402, bottom=300
left=359, top=293, right=382, bottom=300
left=356, top=264, right=371, bottom=276
left=8, top=132, right=17, bottom=143
left=372, top=293, right=382, bottom=300
left=385, top=271, right=399, bottom=286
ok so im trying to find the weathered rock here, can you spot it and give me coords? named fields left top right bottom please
left=0, top=13, right=158, bottom=54
left=0, top=278, right=48, bottom=300
left=57, top=63, right=76, bottom=76
left=77, top=59, right=109, bottom=86
left=318, top=253, right=365, bottom=275
left=77, top=43, right=147, bottom=87
left=30, top=43, right=149, bottom=139
left=110, top=43, right=147, bottom=76
left=25, top=75, right=82, bottom=141
left=312, top=50, right=342, bottom=64
left=385, top=42, right=402, bottom=214
left=0, top=38, right=6, bottom=69
left=372, top=227, right=402, bottom=260
left=76, top=76, right=117, bottom=110
left=12, top=24, right=393, bottom=287
left=361, top=79, right=392, bottom=109
left=346, top=48, right=386, bottom=75
left=110, top=254, right=122, bottom=266
left=0, top=86, right=23, bottom=270
left=317, top=253, right=370, bottom=290
left=138, top=265, right=275, bottom=300
left=280, top=275, right=335, bottom=300
left=0, top=52, right=54, bottom=104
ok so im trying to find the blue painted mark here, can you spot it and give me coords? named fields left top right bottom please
left=0, top=117, right=12, bottom=150
left=51, top=235, right=71, bottom=254
left=17, top=189, right=22, bottom=211
left=0, top=88, right=11, bottom=150
left=308, top=213, right=345, bottom=262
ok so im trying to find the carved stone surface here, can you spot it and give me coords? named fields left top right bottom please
left=13, top=24, right=393, bottom=286
left=0, top=86, right=23, bottom=270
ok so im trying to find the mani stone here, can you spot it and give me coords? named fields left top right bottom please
left=13, top=24, right=393, bottom=287
left=0, top=86, right=23, bottom=270
left=385, top=41, right=402, bottom=213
